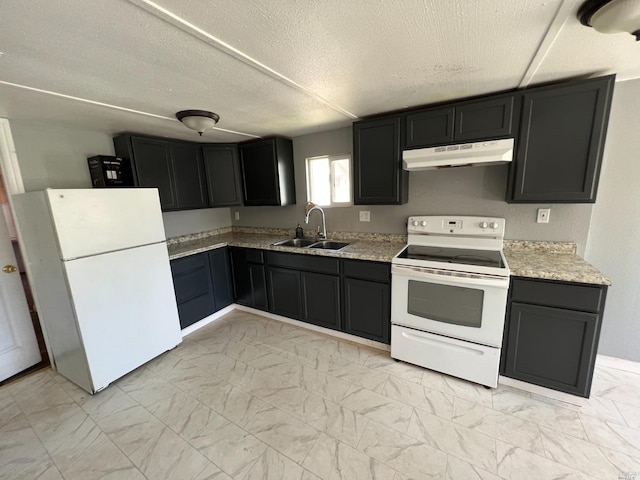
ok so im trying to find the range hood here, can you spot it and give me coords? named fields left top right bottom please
left=403, top=138, right=514, bottom=171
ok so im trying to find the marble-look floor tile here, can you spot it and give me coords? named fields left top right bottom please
left=451, top=397, right=545, bottom=456
left=340, top=384, right=413, bottom=433
left=496, top=440, right=599, bottom=480
left=246, top=378, right=310, bottom=414
left=303, top=433, right=396, bottom=480
left=11, top=371, right=75, bottom=416
left=117, top=367, right=179, bottom=408
left=445, top=455, right=500, bottom=480
left=0, top=388, right=23, bottom=430
left=179, top=404, right=267, bottom=479
left=144, top=387, right=201, bottom=432
left=357, top=420, right=448, bottom=479
left=421, top=369, right=493, bottom=407
left=369, top=359, right=426, bottom=385
left=580, top=413, right=640, bottom=459
left=244, top=406, right=320, bottom=463
left=299, top=336, right=376, bottom=366
left=196, top=380, right=270, bottom=427
left=491, top=389, right=587, bottom=439
left=194, top=462, right=233, bottom=480
left=295, top=365, right=351, bottom=403
left=530, top=391, right=627, bottom=425
left=291, top=392, right=369, bottom=448
left=616, top=400, right=640, bottom=429
left=407, top=408, right=497, bottom=473
left=540, top=426, right=640, bottom=479
left=590, top=372, right=640, bottom=408
left=382, top=375, right=454, bottom=420
left=69, top=384, right=138, bottom=424
left=244, top=447, right=320, bottom=480
left=328, top=362, right=389, bottom=392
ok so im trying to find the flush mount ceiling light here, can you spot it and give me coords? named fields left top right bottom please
left=175, top=110, right=220, bottom=136
left=578, top=0, right=640, bottom=40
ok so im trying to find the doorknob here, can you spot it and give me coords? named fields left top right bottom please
left=2, top=265, right=17, bottom=273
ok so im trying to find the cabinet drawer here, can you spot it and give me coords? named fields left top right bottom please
left=245, top=249, right=264, bottom=264
left=343, top=259, right=390, bottom=283
left=266, top=251, right=339, bottom=274
left=510, top=278, right=605, bottom=313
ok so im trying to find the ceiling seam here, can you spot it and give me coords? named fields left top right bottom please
left=0, top=80, right=260, bottom=138
left=128, top=0, right=359, bottom=120
left=518, top=0, right=576, bottom=88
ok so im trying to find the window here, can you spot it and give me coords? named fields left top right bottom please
left=305, top=154, right=352, bottom=207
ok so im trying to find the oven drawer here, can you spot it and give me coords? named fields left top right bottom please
left=391, top=325, right=500, bottom=387
left=510, top=278, right=605, bottom=313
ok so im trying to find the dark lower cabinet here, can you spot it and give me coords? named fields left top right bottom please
left=343, top=259, right=391, bottom=344
left=508, top=75, right=615, bottom=203
left=170, top=248, right=234, bottom=329
left=501, top=277, right=607, bottom=397
left=230, top=247, right=268, bottom=311
left=302, top=272, right=341, bottom=330
left=268, top=267, right=302, bottom=319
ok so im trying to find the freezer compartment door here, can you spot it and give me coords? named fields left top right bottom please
left=63, top=242, right=181, bottom=391
left=46, top=188, right=166, bottom=260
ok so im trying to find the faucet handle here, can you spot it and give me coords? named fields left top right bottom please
left=316, top=225, right=325, bottom=239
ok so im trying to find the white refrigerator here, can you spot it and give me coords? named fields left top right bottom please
left=12, top=188, right=182, bottom=393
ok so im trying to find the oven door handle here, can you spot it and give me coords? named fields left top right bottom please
left=392, top=264, right=509, bottom=288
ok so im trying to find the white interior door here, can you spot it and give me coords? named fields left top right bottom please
left=0, top=206, right=41, bottom=382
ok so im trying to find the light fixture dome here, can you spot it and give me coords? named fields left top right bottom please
left=175, top=110, right=220, bottom=136
left=579, top=0, right=640, bottom=40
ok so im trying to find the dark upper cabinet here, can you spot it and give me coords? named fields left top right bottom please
left=508, top=75, right=615, bottom=203
left=404, top=95, right=515, bottom=149
left=501, top=277, right=607, bottom=397
left=229, top=247, right=268, bottom=310
left=209, top=248, right=233, bottom=311
left=405, top=107, right=455, bottom=148
left=238, top=138, right=295, bottom=206
left=455, top=95, right=515, bottom=142
left=268, top=267, right=302, bottom=319
left=301, top=272, right=341, bottom=331
left=353, top=116, right=408, bottom=205
left=113, top=134, right=208, bottom=211
left=202, top=144, right=242, bottom=207
left=169, top=142, right=208, bottom=210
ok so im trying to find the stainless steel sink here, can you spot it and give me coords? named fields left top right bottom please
left=308, top=240, right=350, bottom=251
left=272, top=238, right=317, bottom=248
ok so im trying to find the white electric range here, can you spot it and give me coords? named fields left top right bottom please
left=391, top=215, right=510, bottom=388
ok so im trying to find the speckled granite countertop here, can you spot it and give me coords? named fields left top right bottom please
left=167, top=229, right=610, bottom=285
left=504, top=241, right=611, bottom=286
left=167, top=228, right=407, bottom=263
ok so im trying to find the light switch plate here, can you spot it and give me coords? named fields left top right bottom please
left=234, top=211, right=240, bottom=220
left=537, top=208, right=550, bottom=223
left=359, top=211, right=371, bottom=222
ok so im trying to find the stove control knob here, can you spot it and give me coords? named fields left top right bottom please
left=490, top=222, right=499, bottom=229
left=480, top=222, right=488, bottom=229
left=412, top=220, right=419, bottom=227
left=420, top=220, right=427, bottom=227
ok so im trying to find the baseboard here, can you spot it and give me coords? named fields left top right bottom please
left=596, top=354, right=640, bottom=374
left=497, top=375, right=588, bottom=406
left=234, top=305, right=390, bottom=352
left=180, top=305, right=235, bottom=337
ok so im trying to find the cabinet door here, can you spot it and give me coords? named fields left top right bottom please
left=248, top=264, right=268, bottom=310
left=267, top=267, right=302, bottom=319
left=353, top=117, right=407, bottom=205
left=170, top=253, right=215, bottom=329
left=504, top=303, right=599, bottom=397
left=209, top=248, right=233, bottom=311
left=405, top=107, right=455, bottom=148
left=203, top=145, right=242, bottom=207
left=510, top=75, right=614, bottom=203
left=343, top=278, right=390, bottom=344
left=455, top=96, right=514, bottom=142
left=239, top=140, right=280, bottom=205
left=130, top=137, right=177, bottom=210
left=169, top=142, right=207, bottom=210
left=301, top=272, right=340, bottom=330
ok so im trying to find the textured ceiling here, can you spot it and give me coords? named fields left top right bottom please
left=0, top=0, right=638, bottom=142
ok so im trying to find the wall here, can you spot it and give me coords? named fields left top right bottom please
left=233, top=126, right=593, bottom=254
left=9, top=119, right=231, bottom=237
left=585, top=78, right=640, bottom=363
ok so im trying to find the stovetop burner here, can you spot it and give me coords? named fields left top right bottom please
left=396, top=245, right=506, bottom=269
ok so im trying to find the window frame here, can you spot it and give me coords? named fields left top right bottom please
left=305, top=153, right=352, bottom=207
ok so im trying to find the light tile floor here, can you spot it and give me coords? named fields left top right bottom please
left=2, top=310, right=640, bottom=479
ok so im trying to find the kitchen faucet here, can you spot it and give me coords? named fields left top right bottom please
left=304, top=202, right=326, bottom=239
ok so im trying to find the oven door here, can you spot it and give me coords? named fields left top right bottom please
left=391, top=264, right=509, bottom=347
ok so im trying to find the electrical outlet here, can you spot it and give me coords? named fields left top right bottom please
left=359, top=211, right=370, bottom=222
left=234, top=211, right=240, bottom=220
left=537, top=208, right=550, bottom=223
